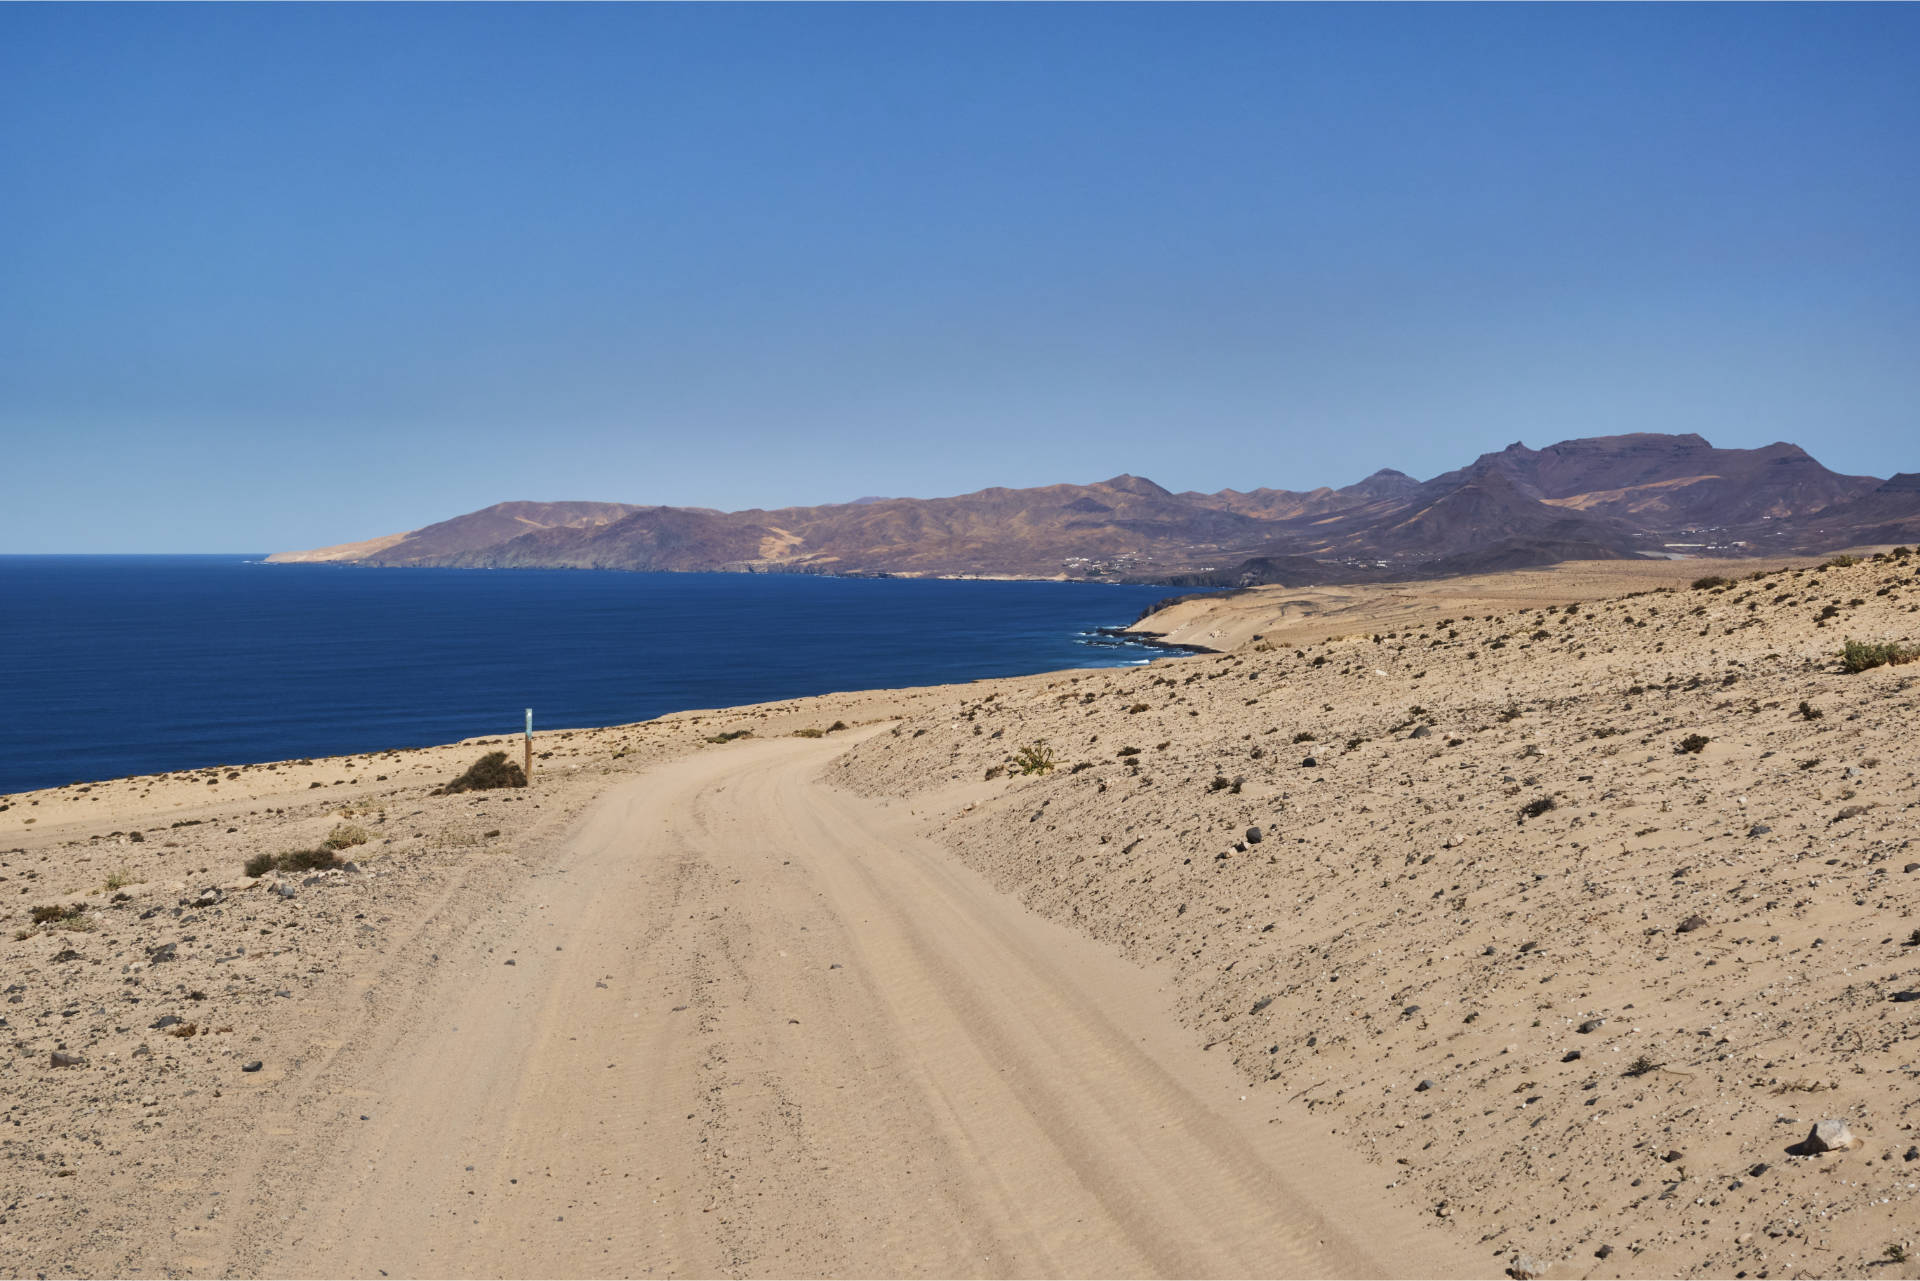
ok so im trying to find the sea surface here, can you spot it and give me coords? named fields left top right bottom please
left=0, top=556, right=1188, bottom=794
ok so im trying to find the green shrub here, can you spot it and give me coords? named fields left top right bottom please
left=1840, top=638, right=1920, bottom=673
left=243, top=852, right=276, bottom=878
left=705, top=730, right=752, bottom=744
left=1824, top=554, right=1861, bottom=569
left=1012, top=741, right=1056, bottom=775
left=1519, top=795, right=1556, bottom=820
left=1691, top=575, right=1732, bottom=591
left=1676, top=733, right=1710, bottom=755
left=434, top=751, right=527, bottom=794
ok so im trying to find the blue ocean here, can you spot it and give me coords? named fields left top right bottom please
left=0, top=557, right=1185, bottom=794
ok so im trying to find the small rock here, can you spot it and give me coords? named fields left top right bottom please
left=1561, top=1050, right=1583, bottom=1063
left=242, top=1061, right=263, bottom=1073
left=1892, top=990, right=1920, bottom=1003
left=1902, top=1146, right=1918, bottom=1162
left=1661, top=1149, right=1683, bottom=1163
left=1300, top=756, right=1317, bottom=768
left=1409, top=725, right=1431, bottom=739
left=148, top=942, right=178, bottom=964
left=274, top=988, right=292, bottom=998
left=1578, top=1018, right=1605, bottom=1034
left=150, top=1014, right=183, bottom=1030
left=1401, top=1005, right=1421, bottom=1018
left=1748, top=824, right=1773, bottom=837
left=1749, top=1162, right=1770, bottom=1177
left=1594, top=1244, right=1613, bottom=1260
left=504, top=958, right=516, bottom=966
left=1415, top=1078, right=1435, bottom=1092
left=1244, top=827, right=1263, bottom=844
left=1250, top=995, right=1274, bottom=1014
left=274, top=882, right=296, bottom=899
left=1805, top=1118, right=1856, bottom=1153
left=1677, top=914, right=1708, bottom=933
left=1508, top=1254, right=1548, bottom=1280
left=1904, top=862, right=1920, bottom=874
left=50, top=1050, right=85, bottom=1068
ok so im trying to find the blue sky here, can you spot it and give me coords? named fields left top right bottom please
left=3, top=4, right=1916, bottom=552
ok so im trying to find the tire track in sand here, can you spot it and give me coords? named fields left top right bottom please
left=248, top=731, right=1473, bottom=1279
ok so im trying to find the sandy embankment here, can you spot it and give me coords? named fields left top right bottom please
left=3, top=552, right=1918, bottom=1279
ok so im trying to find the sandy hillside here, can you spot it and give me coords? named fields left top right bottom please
left=830, top=549, right=1920, bottom=1278
left=2, top=549, right=1918, bottom=1279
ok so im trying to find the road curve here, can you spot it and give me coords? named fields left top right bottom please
left=236, top=732, right=1469, bottom=1279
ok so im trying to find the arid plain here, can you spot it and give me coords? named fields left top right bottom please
left=4, top=553, right=1919, bottom=1279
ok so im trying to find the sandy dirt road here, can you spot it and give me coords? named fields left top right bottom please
left=221, top=731, right=1470, bottom=1279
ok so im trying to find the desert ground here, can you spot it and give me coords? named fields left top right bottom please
left=3, top=553, right=1918, bottom=1279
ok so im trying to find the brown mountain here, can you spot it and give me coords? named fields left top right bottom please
left=267, top=433, right=1916, bottom=584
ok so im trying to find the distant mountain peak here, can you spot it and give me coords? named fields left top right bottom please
left=267, top=431, right=1906, bottom=583
left=1096, top=474, right=1173, bottom=498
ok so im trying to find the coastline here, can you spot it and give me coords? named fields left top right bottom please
left=6, top=549, right=1919, bottom=1277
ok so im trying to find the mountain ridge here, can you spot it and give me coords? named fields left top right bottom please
left=267, top=433, right=1916, bottom=585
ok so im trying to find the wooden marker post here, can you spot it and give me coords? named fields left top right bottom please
left=524, top=708, right=533, bottom=782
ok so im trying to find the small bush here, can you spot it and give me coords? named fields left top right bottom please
left=1840, top=638, right=1920, bottom=673
left=103, top=868, right=134, bottom=891
left=1115, top=745, right=1141, bottom=757
left=1798, top=700, right=1822, bottom=720
left=1691, top=575, right=1732, bottom=591
left=243, top=852, right=276, bottom=878
left=1824, top=554, right=1861, bottom=569
left=1498, top=704, right=1524, bottom=722
left=1519, top=795, right=1556, bottom=821
left=278, top=848, right=341, bottom=872
left=31, top=904, right=79, bottom=925
left=323, top=822, right=370, bottom=850
left=1676, top=733, right=1710, bottom=755
left=705, top=730, right=752, bottom=744
left=435, top=751, right=527, bottom=794
left=1126, top=703, right=1149, bottom=714
left=1012, top=741, right=1056, bottom=775
left=1623, top=1054, right=1662, bottom=1078
left=1292, top=730, right=1315, bottom=743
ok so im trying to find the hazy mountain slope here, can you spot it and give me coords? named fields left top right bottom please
left=268, top=434, right=1914, bottom=582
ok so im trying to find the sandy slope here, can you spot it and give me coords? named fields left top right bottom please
left=6, top=550, right=1920, bottom=1279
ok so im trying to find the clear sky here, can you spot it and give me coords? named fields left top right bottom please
left=3, top=4, right=1916, bottom=553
